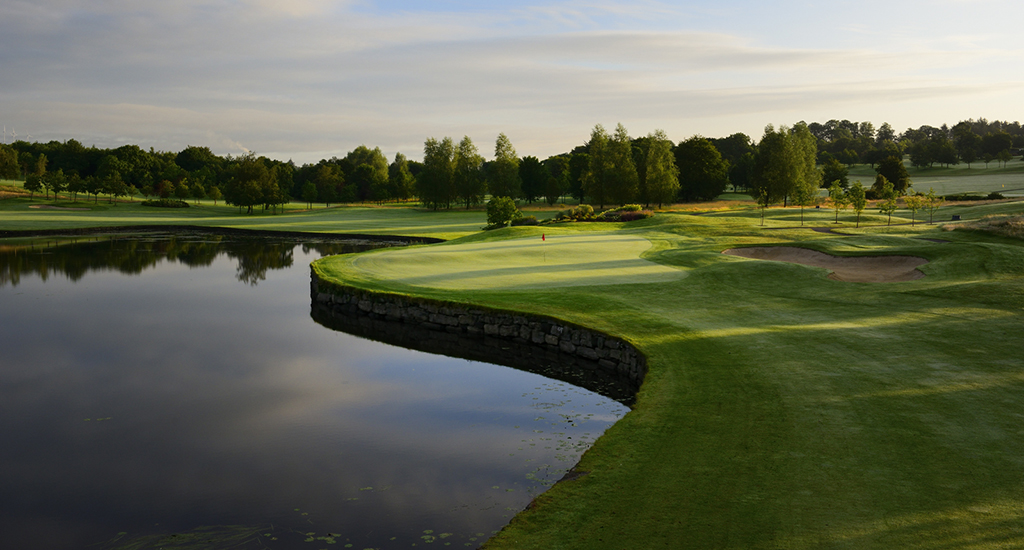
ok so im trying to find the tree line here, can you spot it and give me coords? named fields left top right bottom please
left=0, top=117, right=1019, bottom=212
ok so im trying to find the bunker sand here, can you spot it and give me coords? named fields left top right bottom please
left=723, top=246, right=928, bottom=283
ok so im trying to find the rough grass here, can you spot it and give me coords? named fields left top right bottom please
left=314, top=200, right=1024, bottom=550
left=955, top=214, right=1024, bottom=239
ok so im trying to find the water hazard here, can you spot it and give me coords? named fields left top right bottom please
left=0, top=232, right=629, bottom=549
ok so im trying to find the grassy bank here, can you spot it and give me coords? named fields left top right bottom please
left=314, top=201, right=1024, bottom=549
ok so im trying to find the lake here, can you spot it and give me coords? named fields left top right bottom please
left=0, top=232, right=628, bottom=549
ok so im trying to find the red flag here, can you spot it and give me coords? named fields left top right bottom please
left=542, top=233, right=546, bottom=241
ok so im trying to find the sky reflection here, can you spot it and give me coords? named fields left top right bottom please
left=0, top=235, right=626, bottom=549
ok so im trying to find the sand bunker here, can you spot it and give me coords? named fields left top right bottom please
left=723, top=246, right=928, bottom=283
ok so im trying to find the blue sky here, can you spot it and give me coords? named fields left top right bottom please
left=1, top=0, right=1021, bottom=163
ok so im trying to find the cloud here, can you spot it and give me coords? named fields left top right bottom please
left=1, top=1, right=1022, bottom=162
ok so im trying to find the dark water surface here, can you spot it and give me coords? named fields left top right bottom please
left=0, top=234, right=627, bottom=549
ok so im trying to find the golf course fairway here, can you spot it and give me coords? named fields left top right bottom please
left=313, top=207, right=1024, bottom=549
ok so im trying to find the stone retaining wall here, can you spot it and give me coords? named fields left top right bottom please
left=310, top=271, right=647, bottom=390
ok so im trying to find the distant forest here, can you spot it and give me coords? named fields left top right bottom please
left=0, top=118, right=1021, bottom=211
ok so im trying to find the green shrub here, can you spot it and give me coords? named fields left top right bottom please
left=555, top=204, right=595, bottom=221
left=942, top=193, right=1005, bottom=202
left=511, top=215, right=539, bottom=226
left=484, top=196, right=521, bottom=229
left=596, top=205, right=653, bottom=222
left=142, top=199, right=190, bottom=208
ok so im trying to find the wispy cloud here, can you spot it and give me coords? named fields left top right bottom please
left=1, top=0, right=1021, bottom=161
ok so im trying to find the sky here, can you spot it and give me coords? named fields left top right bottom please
left=1, top=0, right=1021, bottom=163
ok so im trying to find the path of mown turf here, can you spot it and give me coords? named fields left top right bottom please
left=346, top=233, right=687, bottom=290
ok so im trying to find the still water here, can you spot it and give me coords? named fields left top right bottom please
left=0, top=233, right=628, bottom=549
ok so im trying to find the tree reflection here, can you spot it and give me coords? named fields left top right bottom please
left=0, top=233, right=380, bottom=287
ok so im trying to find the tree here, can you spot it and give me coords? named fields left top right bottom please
left=876, top=122, right=897, bottom=146
left=418, top=137, right=455, bottom=209
left=642, top=130, right=680, bottom=208
left=518, top=156, right=547, bottom=204
left=453, top=136, right=486, bottom=209
left=67, top=172, right=85, bottom=201
left=568, top=151, right=588, bottom=202
left=301, top=181, right=318, bottom=209
left=821, top=156, right=849, bottom=189
left=908, top=140, right=933, bottom=168
left=226, top=153, right=270, bottom=214
left=924, top=187, right=945, bottom=224
left=982, top=131, right=1013, bottom=158
left=175, top=145, right=221, bottom=173
left=41, top=169, right=67, bottom=201
left=847, top=181, right=867, bottom=227
left=0, top=144, right=18, bottom=179
left=485, top=196, right=521, bottom=228
left=312, top=164, right=345, bottom=208
left=710, top=133, right=755, bottom=192
left=904, top=189, right=924, bottom=226
left=997, top=149, right=1013, bottom=168
left=24, top=174, right=42, bottom=199
left=490, top=133, right=521, bottom=199
left=790, top=122, right=821, bottom=206
left=583, top=124, right=612, bottom=208
left=174, top=178, right=192, bottom=201
left=208, top=185, right=223, bottom=206
left=85, top=175, right=104, bottom=203
left=541, top=156, right=571, bottom=206
left=674, top=135, right=727, bottom=202
left=828, top=180, right=848, bottom=224
left=346, top=145, right=389, bottom=202
left=388, top=152, right=415, bottom=202
left=875, top=155, right=910, bottom=195
left=106, top=174, right=128, bottom=204
left=750, top=125, right=796, bottom=225
left=607, top=123, right=639, bottom=206
left=877, top=177, right=898, bottom=225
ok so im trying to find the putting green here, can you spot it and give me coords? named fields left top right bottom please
left=345, top=232, right=686, bottom=290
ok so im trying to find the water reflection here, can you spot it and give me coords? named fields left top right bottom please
left=0, top=233, right=627, bottom=550
left=0, top=233, right=377, bottom=287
